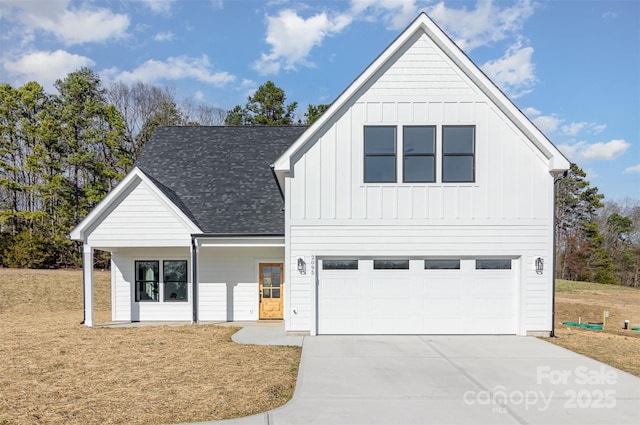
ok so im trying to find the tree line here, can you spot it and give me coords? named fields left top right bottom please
left=0, top=68, right=638, bottom=287
left=0, top=68, right=227, bottom=268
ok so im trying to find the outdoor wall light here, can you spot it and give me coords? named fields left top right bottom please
left=297, top=257, right=306, bottom=274
left=535, top=257, right=544, bottom=275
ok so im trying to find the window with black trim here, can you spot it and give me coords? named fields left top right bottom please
left=135, top=261, right=159, bottom=302
left=404, top=126, right=435, bottom=183
left=424, top=259, right=460, bottom=269
left=442, top=126, right=475, bottom=183
left=364, top=126, right=396, bottom=183
left=476, top=259, right=511, bottom=270
left=374, top=259, right=410, bottom=269
left=163, top=260, right=188, bottom=301
left=323, top=260, right=359, bottom=270
left=135, top=260, right=188, bottom=302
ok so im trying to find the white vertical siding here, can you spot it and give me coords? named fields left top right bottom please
left=290, top=103, right=552, bottom=222
left=87, top=179, right=193, bottom=248
left=197, top=247, right=284, bottom=321
left=284, top=29, right=556, bottom=334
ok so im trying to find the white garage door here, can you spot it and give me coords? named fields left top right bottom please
left=317, top=258, right=517, bottom=334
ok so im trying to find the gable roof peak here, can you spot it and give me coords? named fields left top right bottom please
left=274, top=11, right=569, bottom=174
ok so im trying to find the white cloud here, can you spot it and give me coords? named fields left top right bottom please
left=559, top=139, right=630, bottom=162
left=350, top=0, right=418, bottom=30
left=533, top=115, right=563, bottom=134
left=253, top=9, right=352, bottom=75
left=561, top=121, right=607, bottom=136
left=624, top=164, right=640, bottom=174
left=3, top=49, right=95, bottom=92
left=561, top=122, right=587, bottom=136
left=3, top=1, right=129, bottom=45
left=153, top=31, right=175, bottom=42
left=427, top=0, right=535, bottom=52
left=602, top=11, right=618, bottom=19
left=141, top=0, right=175, bottom=14
left=523, top=106, right=540, bottom=116
left=105, top=55, right=235, bottom=87
left=481, top=39, right=535, bottom=98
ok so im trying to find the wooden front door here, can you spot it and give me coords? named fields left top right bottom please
left=259, top=263, right=284, bottom=319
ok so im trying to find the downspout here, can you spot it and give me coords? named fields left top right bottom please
left=551, top=169, right=569, bottom=337
left=191, top=235, right=198, bottom=324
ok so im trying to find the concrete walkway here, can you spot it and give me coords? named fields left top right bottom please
left=186, top=333, right=640, bottom=425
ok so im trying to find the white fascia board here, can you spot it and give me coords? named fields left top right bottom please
left=273, top=12, right=571, bottom=174
left=196, top=236, right=285, bottom=248
left=69, top=167, right=201, bottom=241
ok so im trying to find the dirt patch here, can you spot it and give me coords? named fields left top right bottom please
left=548, top=283, right=640, bottom=377
left=0, top=269, right=301, bottom=425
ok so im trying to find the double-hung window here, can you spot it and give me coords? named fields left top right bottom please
left=163, top=260, right=188, bottom=301
left=135, top=261, right=160, bottom=302
left=403, top=126, right=436, bottom=183
left=442, top=126, right=475, bottom=183
left=364, top=126, right=396, bottom=183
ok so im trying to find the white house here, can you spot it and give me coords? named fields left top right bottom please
left=70, top=13, right=570, bottom=336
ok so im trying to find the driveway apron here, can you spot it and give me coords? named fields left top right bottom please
left=198, top=335, right=640, bottom=425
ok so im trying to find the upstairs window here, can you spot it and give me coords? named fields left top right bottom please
left=364, top=126, right=396, bottom=183
left=403, top=126, right=435, bottom=183
left=442, top=126, right=475, bottom=182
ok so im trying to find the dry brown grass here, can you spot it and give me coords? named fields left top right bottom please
left=0, top=269, right=301, bottom=425
left=548, top=282, right=640, bottom=377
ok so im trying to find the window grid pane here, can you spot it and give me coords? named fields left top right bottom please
left=424, top=259, right=461, bottom=269
left=443, top=126, right=475, bottom=183
left=403, top=126, right=435, bottom=183
left=374, top=259, right=410, bottom=270
left=364, top=126, right=396, bottom=183
left=476, top=259, right=512, bottom=270
left=404, top=156, right=435, bottom=183
left=323, top=260, right=359, bottom=270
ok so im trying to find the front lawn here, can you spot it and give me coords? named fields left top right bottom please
left=0, top=269, right=301, bottom=424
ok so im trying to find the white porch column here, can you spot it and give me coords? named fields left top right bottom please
left=83, top=244, right=94, bottom=327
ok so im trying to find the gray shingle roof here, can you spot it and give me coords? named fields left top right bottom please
left=135, top=126, right=307, bottom=235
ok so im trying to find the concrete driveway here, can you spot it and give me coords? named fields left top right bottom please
left=194, top=335, right=640, bottom=425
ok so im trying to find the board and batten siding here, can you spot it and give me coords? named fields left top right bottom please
left=87, top=178, right=193, bottom=248
left=111, top=248, right=191, bottom=321
left=198, top=247, right=284, bottom=321
left=283, top=32, right=555, bottom=334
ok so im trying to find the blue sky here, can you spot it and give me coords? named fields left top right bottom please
left=1, top=0, right=638, bottom=202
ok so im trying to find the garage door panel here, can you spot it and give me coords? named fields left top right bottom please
left=371, top=298, right=414, bottom=316
left=371, top=278, right=412, bottom=296
left=318, top=258, right=517, bottom=335
left=423, top=298, right=463, bottom=317
left=423, top=318, right=463, bottom=334
left=371, top=317, right=420, bottom=334
left=422, top=277, right=463, bottom=293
